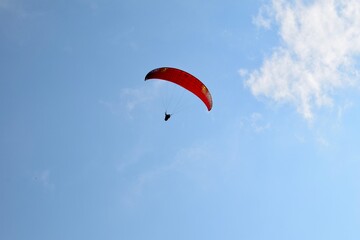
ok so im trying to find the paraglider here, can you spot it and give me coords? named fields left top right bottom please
left=164, top=112, right=171, bottom=121
left=145, top=67, right=213, bottom=120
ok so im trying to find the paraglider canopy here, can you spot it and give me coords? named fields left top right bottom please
left=145, top=67, right=213, bottom=111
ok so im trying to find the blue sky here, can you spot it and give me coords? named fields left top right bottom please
left=1, top=0, right=360, bottom=239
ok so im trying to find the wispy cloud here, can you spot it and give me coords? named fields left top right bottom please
left=132, top=145, right=210, bottom=191
left=245, top=0, right=360, bottom=121
left=33, top=169, right=54, bottom=189
left=120, top=87, right=151, bottom=112
left=0, top=0, right=17, bottom=12
left=0, top=0, right=44, bottom=18
left=0, top=0, right=10, bottom=9
left=100, top=82, right=164, bottom=119
left=238, top=112, right=271, bottom=133
left=253, top=4, right=273, bottom=29
left=120, top=143, right=217, bottom=205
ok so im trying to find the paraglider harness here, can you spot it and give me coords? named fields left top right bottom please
left=164, top=112, right=171, bottom=121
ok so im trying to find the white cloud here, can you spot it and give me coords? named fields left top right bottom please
left=253, top=4, right=273, bottom=29
left=246, top=0, right=360, bottom=121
